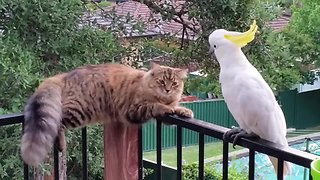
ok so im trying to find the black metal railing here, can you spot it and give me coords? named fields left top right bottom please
left=141, top=115, right=320, bottom=180
left=0, top=114, right=88, bottom=180
left=1, top=113, right=319, bottom=180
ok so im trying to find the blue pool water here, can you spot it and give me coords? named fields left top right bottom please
left=218, top=139, right=320, bottom=180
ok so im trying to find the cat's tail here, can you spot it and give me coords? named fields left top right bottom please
left=21, top=81, right=63, bottom=167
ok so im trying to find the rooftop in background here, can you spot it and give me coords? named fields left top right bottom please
left=106, top=0, right=292, bottom=37
left=84, top=0, right=197, bottom=39
left=85, top=1, right=294, bottom=74
left=85, top=1, right=292, bottom=38
left=109, top=0, right=200, bottom=39
left=265, top=10, right=292, bottom=32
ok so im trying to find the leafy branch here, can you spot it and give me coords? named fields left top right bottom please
left=132, top=0, right=199, bottom=33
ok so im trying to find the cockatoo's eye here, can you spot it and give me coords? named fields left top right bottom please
left=213, top=45, right=217, bottom=48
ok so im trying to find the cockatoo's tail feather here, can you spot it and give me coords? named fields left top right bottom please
left=224, top=20, right=258, bottom=48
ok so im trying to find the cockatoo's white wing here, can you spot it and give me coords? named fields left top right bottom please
left=221, top=67, right=287, bottom=146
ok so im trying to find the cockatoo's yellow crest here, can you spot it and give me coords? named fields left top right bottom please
left=224, top=20, right=258, bottom=48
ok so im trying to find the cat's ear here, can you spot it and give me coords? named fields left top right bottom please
left=150, top=70, right=155, bottom=76
left=175, top=68, right=188, bottom=79
left=150, top=62, right=160, bottom=69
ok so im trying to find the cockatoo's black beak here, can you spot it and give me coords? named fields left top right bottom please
left=208, top=46, right=215, bottom=56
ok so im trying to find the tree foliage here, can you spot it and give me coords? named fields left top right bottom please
left=134, top=0, right=317, bottom=94
left=286, top=0, right=320, bottom=67
left=0, top=0, right=124, bottom=179
left=256, top=0, right=320, bottom=85
left=0, top=0, right=319, bottom=179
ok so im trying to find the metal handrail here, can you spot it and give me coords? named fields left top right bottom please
left=1, top=113, right=319, bottom=180
left=148, top=115, right=319, bottom=180
left=0, top=114, right=88, bottom=180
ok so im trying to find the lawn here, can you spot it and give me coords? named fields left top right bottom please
left=143, top=141, right=242, bottom=167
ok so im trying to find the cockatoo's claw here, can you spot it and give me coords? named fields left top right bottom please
left=223, top=128, right=259, bottom=149
left=231, top=130, right=260, bottom=149
left=231, top=129, right=248, bottom=148
left=232, top=144, right=237, bottom=149
left=223, top=127, right=243, bottom=145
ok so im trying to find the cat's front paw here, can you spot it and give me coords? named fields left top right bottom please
left=156, top=104, right=175, bottom=117
left=174, top=107, right=194, bottom=118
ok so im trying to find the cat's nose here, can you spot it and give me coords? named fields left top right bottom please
left=165, top=89, right=170, bottom=93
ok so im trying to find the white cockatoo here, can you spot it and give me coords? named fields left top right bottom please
left=208, top=20, right=291, bottom=177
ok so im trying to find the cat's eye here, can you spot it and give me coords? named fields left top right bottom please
left=159, top=80, right=165, bottom=85
left=172, top=82, right=178, bottom=86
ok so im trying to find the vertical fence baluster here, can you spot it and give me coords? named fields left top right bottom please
left=277, top=158, right=284, bottom=180
left=177, top=126, right=182, bottom=180
left=82, top=127, right=88, bottom=180
left=54, top=144, right=59, bottom=180
left=222, top=141, right=229, bottom=180
left=22, top=121, right=29, bottom=180
left=198, top=133, right=204, bottom=180
left=138, top=127, right=143, bottom=180
left=249, top=149, right=255, bottom=180
left=156, top=120, right=162, bottom=180
left=23, top=162, right=29, bottom=180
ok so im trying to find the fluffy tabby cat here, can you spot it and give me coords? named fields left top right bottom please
left=21, top=63, right=193, bottom=167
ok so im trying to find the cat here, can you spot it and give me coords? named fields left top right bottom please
left=21, top=63, right=193, bottom=167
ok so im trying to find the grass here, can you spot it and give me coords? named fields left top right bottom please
left=143, top=141, right=242, bottom=167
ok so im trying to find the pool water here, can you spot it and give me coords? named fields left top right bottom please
left=218, top=139, right=320, bottom=180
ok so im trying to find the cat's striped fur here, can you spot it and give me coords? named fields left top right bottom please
left=21, top=63, right=193, bottom=167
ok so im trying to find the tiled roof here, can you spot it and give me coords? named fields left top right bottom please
left=266, top=14, right=291, bottom=32
left=95, top=1, right=292, bottom=73
left=112, top=1, right=292, bottom=37
left=82, top=0, right=200, bottom=39
left=84, top=1, right=291, bottom=38
left=109, top=1, right=163, bottom=35
left=110, top=0, right=200, bottom=39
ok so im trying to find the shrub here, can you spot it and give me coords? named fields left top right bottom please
left=183, top=163, right=248, bottom=180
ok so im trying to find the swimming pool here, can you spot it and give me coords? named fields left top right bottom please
left=217, top=138, right=320, bottom=180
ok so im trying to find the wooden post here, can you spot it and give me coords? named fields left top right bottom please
left=104, top=122, right=139, bottom=180
left=57, top=149, right=67, bottom=180
left=33, top=150, right=67, bottom=180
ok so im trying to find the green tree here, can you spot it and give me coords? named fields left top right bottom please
left=258, top=0, right=320, bottom=85
left=1, top=0, right=319, bottom=179
left=286, top=0, right=320, bottom=66
left=134, top=0, right=312, bottom=94
left=0, top=0, right=125, bottom=179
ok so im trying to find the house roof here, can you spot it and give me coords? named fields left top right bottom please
left=84, top=1, right=291, bottom=38
left=98, top=1, right=292, bottom=72
left=83, top=0, right=200, bottom=39
left=110, top=0, right=200, bottom=39
left=108, top=1, right=291, bottom=37
left=265, top=12, right=291, bottom=32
